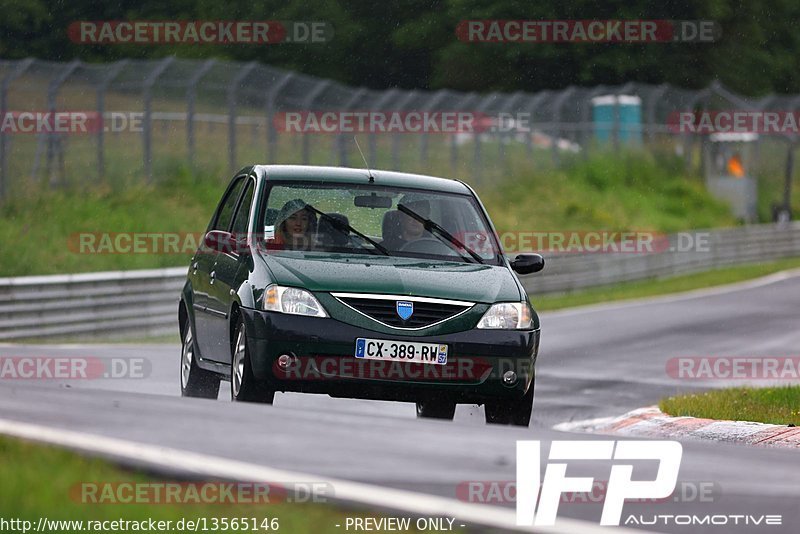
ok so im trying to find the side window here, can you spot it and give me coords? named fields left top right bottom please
left=212, top=178, right=245, bottom=231
left=231, top=180, right=255, bottom=235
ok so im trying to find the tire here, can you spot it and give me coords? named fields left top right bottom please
left=231, top=318, right=275, bottom=404
left=180, top=318, right=221, bottom=399
left=416, top=399, right=456, bottom=420
left=485, top=381, right=535, bottom=427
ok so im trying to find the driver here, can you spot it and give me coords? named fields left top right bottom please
left=272, top=199, right=317, bottom=250
left=396, top=197, right=430, bottom=247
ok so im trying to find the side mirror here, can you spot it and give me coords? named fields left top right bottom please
left=204, top=230, right=234, bottom=253
left=511, top=253, right=544, bottom=275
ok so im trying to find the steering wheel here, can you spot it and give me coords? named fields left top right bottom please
left=398, top=238, right=457, bottom=256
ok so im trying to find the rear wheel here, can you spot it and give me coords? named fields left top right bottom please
left=180, top=319, right=221, bottom=399
left=485, top=381, right=535, bottom=427
left=231, top=318, right=275, bottom=404
left=416, top=399, right=456, bottom=420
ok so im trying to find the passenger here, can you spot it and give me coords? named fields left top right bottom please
left=273, top=199, right=317, bottom=250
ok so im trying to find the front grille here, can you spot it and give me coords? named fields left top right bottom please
left=334, top=294, right=472, bottom=328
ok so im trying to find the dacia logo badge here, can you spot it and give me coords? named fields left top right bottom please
left=396, top=301, right=414, bottom=321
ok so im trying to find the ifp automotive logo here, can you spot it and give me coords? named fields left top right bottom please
left=516, top=440, right=682, bottom=526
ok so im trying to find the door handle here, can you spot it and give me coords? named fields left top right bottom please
left=192, top=262, right=198, bottom=273
left=210, top=270, right=216, bottom=284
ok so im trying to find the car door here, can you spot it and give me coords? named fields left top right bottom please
left=193, top=176, right=246, bottom=361
left=205, top=176, right=256, bottom=364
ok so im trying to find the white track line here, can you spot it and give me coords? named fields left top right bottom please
left=0, top=417, right=645, bottom=534
left=540, top=267, right=800, bottom=318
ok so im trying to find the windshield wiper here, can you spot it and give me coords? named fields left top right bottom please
left=396, top=205, right=485, bottom=264
left=304, top=204, right=391, bottom=256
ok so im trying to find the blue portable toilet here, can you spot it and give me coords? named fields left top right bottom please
left=592, top=95, right=642, bottom=145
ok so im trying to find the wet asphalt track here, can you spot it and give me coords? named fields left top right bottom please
left=2, top=272, right=800, bottom=532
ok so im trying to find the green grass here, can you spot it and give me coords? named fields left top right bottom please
left=0, top=150, right=738, bottom=277
left=0, top=435, right=435, bottom=534
left=660, top=386, right=800, bottom=426
left=532, top=257, right=800, bottom=311
left=0, top=164, right=220, bottom=276
left=480, top=150, right=737, bottom=234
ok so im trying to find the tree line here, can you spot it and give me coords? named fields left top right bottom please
left=1, top=0, right=798, bottom=96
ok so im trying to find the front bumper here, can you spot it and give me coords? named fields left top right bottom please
left=241, top=308, right=540, bottom=404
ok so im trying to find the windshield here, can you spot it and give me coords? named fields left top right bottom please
left=259, top=181, right=502, bottom=265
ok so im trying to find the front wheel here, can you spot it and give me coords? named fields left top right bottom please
left=485, top=381, right=535, bottom=426
left=180, top=319, right=221, bottom=399
left=231, top=318, right=275, bottom=404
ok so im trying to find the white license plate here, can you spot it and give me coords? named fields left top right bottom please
left=355, top=338, right=448, bottom=365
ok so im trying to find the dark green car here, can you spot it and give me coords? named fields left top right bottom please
left=179, top=165, right=544, bottom=426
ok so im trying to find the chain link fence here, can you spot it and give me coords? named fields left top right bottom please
left=0, top=56, right=798, bottom=218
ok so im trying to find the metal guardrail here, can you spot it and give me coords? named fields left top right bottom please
left=521, top=222, right=800, bottom=294
left=0, top=223, right=798, bottom=341
left=0, top=267, right=185, bottom=341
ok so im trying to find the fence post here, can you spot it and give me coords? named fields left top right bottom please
left=499, top=91, right=526, bottom=171
left=752, top=94, right=776, bottom=174
left=524, top=91, right=550, bottom=160
left=684, top=87, right=710, bottom=173
left=265, top=72, right=294, bottom=163
left=473, top=92, right=498, bottom=181
left=42, top=59, right=80, bottom=188
left=612, top=82, right=636, bottom=153
left=368, top=89, right=400, bottom=167
left=550, top=86, right=575, bottom=165
left=419, top=90, right=450, bottom=167
left=784, top=141, right=795, bottom=214
left=300, top=80, right=331, bottom=164
left=391, top=91, right=418, bottom=170
left=646, top=84, right=669, bottom=144
left=186, top=59, right=215, bottom=169
left=96, top=60, right=128, bottom=184
left=227, top=61, right=258, bottom=171
left=142, top=57, right=174, bottom=184
left=451, top=93, right=481, bottom=174
left=580, top=86, right=608, bottom=157
left=0, top=58, right=34, bottom=202
left=336, top=88, right=367, bottom=166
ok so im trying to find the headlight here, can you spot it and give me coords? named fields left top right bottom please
left=263, top=285, right=328, bottom=317
left=476, top=302, right=532, bottom=329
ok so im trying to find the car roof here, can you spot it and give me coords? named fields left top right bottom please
left=255, top=165, right=471, bottom=195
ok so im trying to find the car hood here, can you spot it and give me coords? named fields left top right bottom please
left=260, top=252, right=521, bottom=304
